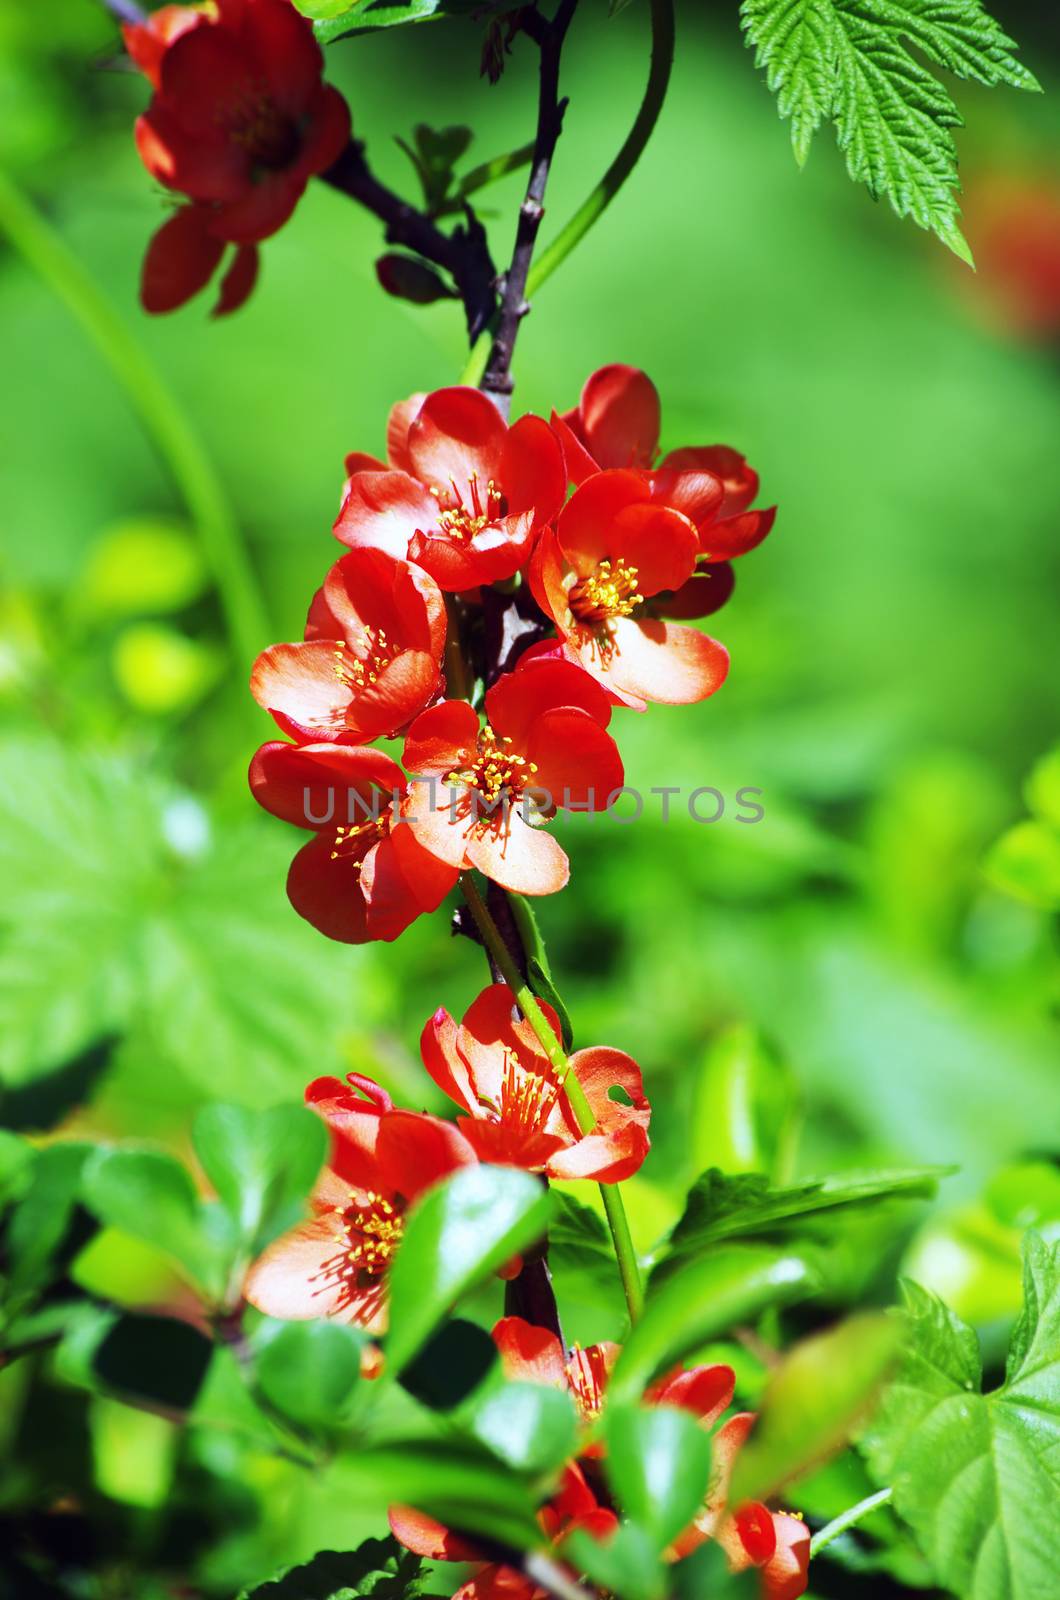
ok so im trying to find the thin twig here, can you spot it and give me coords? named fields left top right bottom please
left=480, top=0, right=581, bottom=407
left=322, top=142, right=497, bottom=339
left=809, top=1487, right=894, bottom=1557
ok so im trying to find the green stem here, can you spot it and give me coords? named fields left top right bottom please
left=460, top=872, right=645, bottom=1324
left=437, top=142, right=536, bottom=216
left=809, top=1487, right=894, bottom=1557
left=0, top=166, right=268, bottom=668
left=458, top=0, right=674, bottom=392
left=526, top=0, right=675, bottom=297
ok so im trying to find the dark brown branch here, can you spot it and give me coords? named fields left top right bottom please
left=322, top=142, right=497, bottom=340
left=480, top=0, right=580, bottom=406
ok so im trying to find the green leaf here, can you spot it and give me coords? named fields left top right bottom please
left=862, top=1233, right=1060, bottom=1599
left=604, top=1404, right=715, bottom=1550
left=400, top=1318, right=498, bottom=1412
left=254, top=1318, right=364, bottom=1429
left=562, top=1524, right=664, bottom=1600
left=984, top=819, right=1060, bottom=910
left=728, top=1312, right=901, bottom=1504
left=311, top=0, right=525, bottom=46
left=385, top=1165, right=552, bottom=1374
left=0, top=1129, right=33, bottom=1211
left=549, top=1189, right=619, bottom=1289
left=81, top=1147, right=224, bottom=1299
left=510, top=893, right=574, bottom=1050
left=1024, top=746, right=1060, bottom=831
left=4, top=1141, right=95, bottom=1308
left=660, top=1165, right=947, bottom=1270
left=470, top=1381, right=578, bottom=1474
left=739, top=0, right=1039, bottom=256
left=238, top=1537, right=434, bottom=1600
left=56, top=1304, right=213, bottom=1412
left=610, top=1246, right=816, bottom=1405
left=192, top=1102, right=327, bottom=1257
left=690, top=1026, right=798, bottom=1177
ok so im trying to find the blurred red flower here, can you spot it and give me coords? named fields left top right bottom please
left=335, top=387, right=565, bottom=591
left=421, top=983, right=651, bottom=1181
left=251, top=548, right=446, bottom=745
left=401, top=657, right=623, bottom=895
left=248, top=740, right=457, bottom=942
left=129, top=0, right=349, bottom=312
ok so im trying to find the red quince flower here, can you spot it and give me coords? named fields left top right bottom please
left=529, top=470, right=730, bottom=707
left=249, top=740, right=457, bottom=942
left=401, top=657, right=623, bottom=895
left=552, top=364, right=776, bottom=619
left=245, top=1074, right=477, bottom=1332
left=421, top=984, right=651, bottom=1181
left=334, top=386, right=565, bottom=591
left=131, top=0, right=349, bottom=312
left=251, top=548, right=446, bottom=746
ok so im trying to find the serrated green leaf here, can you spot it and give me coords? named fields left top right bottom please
left=739, top=0, right=1038, bottom=255
left=192, top=1102, right=327, bottom=1257
left=862, top=1233, right=1060, bottom=1599
left=385, top=1166, right=552, bottom=1374
left=660, top=1164, right=947, bottom=1270
left=728, top=1312, right=900, bottom=1504
left=238, top=1537, right=432, bottom=1600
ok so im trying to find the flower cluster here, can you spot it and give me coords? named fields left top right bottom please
left=391, top=1318, right=811, bottom=1600
left=124, top=0, right=350, bottom=314
left=248, top=366, right=775, bottom=938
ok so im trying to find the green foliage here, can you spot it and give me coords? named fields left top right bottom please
left=985, top=745, right=1060, bottom=910
left=604, top=1403, right=715, bottom=1550
left=254, top=1319, right=365, bottom=1430
left=385, top=1166, right=553, bottom=1372
left=659, top=1164, right=947, bottom=1270
left=728, top=1312, right=900, bottom=1503
left=690, top=1025, right=798, bottom=1178
left=82, top=1146, right=229, bottom=1301
left=862, top=1234, right=1060, bottom=1599
left=610, top=1245, right=815, bottom=1404
left=238, top=1536, right=436, bottom=1600
left=510, top=893, right=575, bottom=1050
left=469, top=1380, right=578, bottom=1472
left=192, top=1102, right=328, bottom=1260
left=310, top=0, right=525, bottom=46
left=57, top=1304, right=214, bottom=1412
left=78, top=517, right=207, bottom=620
left=0, top=735, right=365, bottom=1102
left=1, top=1141, right=95, bottom=1331
left=739, top=0, right=1039, bottom=257
left=562, top=1523, right=665, bottom=1600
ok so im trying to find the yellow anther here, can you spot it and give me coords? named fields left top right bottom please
left=569, top=558, right=643, bottom=624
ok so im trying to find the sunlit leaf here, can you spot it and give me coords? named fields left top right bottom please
left=604, top=1404, right=714, bottom=1550
left=192, top=1102, right=327, bottom=1257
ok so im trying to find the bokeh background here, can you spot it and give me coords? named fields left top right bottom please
left=1, top=0, right=1058, bottom=1593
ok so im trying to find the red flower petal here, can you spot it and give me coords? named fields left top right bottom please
left=212, top=242, right=259, bottom=316
left=244, top=1215, right=384, bottom=1326
left=648, top=1363, right=735, bottom=1427
left=654, top=563, right=735, bottom=620
left=211, top=167, right=307, bottom=244
left=492, top=1316, right=567, bottom=1387
left=605, top=501, right=699, bottom=598
left=556, top=470, right=652, bottom=577
left=650, top=465, right=724, bottom=530
left=662, top=445, right=760, bottom=517
left=244, top=0, right=323, bottom=117
left=333, top=470, right=438, bottom=560
left=762, top=1513, right=811, bottom=1600
left=361, top=823, right=458, bottom=940
left=135, top=107, right=249, bottom=200
left=375, top=1109, right=478, bottom=1202
left=407, top=386, right=507, bottom=495
left=525, top=708, right=624, bottom=811
left=589, top=617, right=730, bottom=706
left=403, top=698, right=481, bottom=775
left=499, top=413, right=566, bottom=521
left=733, top=1502, right=778, bottom=1567
left=701, top=506, right=777, bottom=562
left=297, top=84, right=352, bottom=178
left=140, top=205, right=224, bottom=314
left=123, top=5, right=206, bottom=88
left=286, top=830, right=371, bottom=943
left=577, top=364, right=661, bottom=469
left=389, top=1506, right=479, bottom=1562
left=248, top=739, right=405, bottom=830
left=420, top=1008, right=476, bottom=1112
left=386, top=393, right=426, bottom=472
left=485, top=658, right=613, bottom=743
left=550, top=406, right=601, bottom=486
left=466, top=808, right=570, bottom=896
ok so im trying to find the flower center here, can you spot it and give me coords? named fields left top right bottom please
left=429, top=473, right=507, bottom=543
left=566, top=1344, right=610, bottom=1422
left=327, top=814, right=388, bottom=869
left=446, top=725, right=538, bottom=807
left=332, top=629, right=393, bottom=695
left=569, top=559, right=643, bottom=624
left=312, top=1191, right=405, bottom=1313
left=224, top=89, right=300, bottom=170
left=478, top=1049, right=560, bottom=1136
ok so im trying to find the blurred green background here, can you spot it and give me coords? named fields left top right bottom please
left=1, top=0, right=1058, bottom=1592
